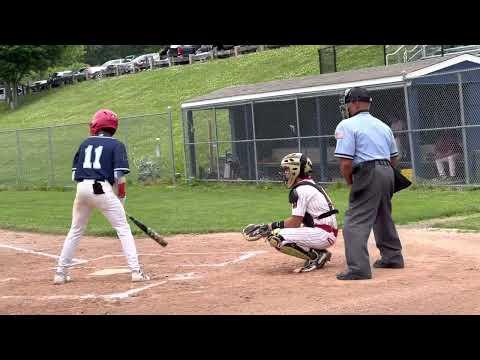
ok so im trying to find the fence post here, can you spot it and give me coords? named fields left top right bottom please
left=258, top=45, right=265, bottom=52
left=250, top=102, right=259, bottom=183
left=295, top=96, right=301, bottom=152
left=234, top=46, right=240, bottom=57
left=47, top=127, right=55, bottom=187
left=214, top=108, right=220, bottom=181
left=403, top=82, right=417, bottom=181
left=123, top=117, right=129, bottom=153
left=189, top=54, right=194, bottom=64
left=168, top=106, right=176, bottom=183
left=15, top=130, right=22, bottom=187
left=333, top=46, right=337, bottom=72
left=457, top=72, right=470, bottom=184
left=181, top=110, right=188, bottom=181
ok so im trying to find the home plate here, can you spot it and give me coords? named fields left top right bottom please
left=89, top=268, right=131, bottom=276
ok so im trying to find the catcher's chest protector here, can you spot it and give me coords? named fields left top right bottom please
left=288, top=181, right=339, bottom=227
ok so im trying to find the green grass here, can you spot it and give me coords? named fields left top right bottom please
left=431, top=213, right=480, bottom=231
left=0, top=46, right=326, bottom=129
left=336, top=45, right=385, bottom=71
left=1, top=184, right=480, bottom=236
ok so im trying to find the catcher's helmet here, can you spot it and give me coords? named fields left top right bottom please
left=339, top=87, right=372, bottom=119
left=89, top=109, right=119, bottom=136
left=280, top=153, right=312, bottom=188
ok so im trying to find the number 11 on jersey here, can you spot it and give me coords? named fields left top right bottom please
left=83, top=145, right=104, bottom=169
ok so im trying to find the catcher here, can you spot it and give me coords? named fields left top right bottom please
left=243, top=153, right=338, bottom=273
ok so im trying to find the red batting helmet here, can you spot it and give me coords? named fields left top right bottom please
left=89, top=109, right=119, bottom=136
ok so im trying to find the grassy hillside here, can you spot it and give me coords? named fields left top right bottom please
left=0, top=45, right=384, bottom=129
left=0, top=45, right=384, bottom=185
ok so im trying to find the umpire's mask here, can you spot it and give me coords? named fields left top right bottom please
left=339, top=87, right=372, bottom=119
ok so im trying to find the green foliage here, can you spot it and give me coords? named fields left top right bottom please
left=0, top=45, right=86, bottom=109
left=136, top=156, right=162, bottom=183
left=25, top=46, right=87, bottom=82
left=0, top=45, right=68, bottom=82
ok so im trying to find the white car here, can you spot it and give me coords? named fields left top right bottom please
left=86, top=65, right=106, bottom=79
left=131, top=53, right=162, bottom=70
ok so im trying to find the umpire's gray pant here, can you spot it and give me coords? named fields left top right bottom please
left=342, top=161, right=403, bottom=276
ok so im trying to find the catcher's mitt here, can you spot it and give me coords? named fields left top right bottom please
left=242, top=223, right=271, bottom=241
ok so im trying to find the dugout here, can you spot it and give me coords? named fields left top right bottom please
left=181, top=54, right=480, bottom=185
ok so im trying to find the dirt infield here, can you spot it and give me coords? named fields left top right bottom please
left=1, top=226, right=480, bottom=314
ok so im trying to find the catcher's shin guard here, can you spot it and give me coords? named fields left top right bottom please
left=266, top=230, right=312, bottom=261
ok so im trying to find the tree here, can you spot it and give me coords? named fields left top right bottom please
left=25, top=45, right=87, bottom=83
left=0, top=45, right=74, bottom=109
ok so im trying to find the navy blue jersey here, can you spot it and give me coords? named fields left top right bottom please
left=72, top=136, right=130, bottom=185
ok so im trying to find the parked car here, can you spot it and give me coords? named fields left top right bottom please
left=168, top=45, right=201, bottom=57
left=130, top=53, right=161, bottom=71
left=86, top=65, right=106, bottom=79
left=193, top=45, right=214, bottom=61
left=215, top=45, right=237, bottom=58
left=72, top=68, right=88, bottom=82
left=30, top=80, right=49, bottom=92
left=48, top=71, right=74, bottom=87
left=0, top=85, right=27, bottom=99
left=101, top=59, right=132, bottom=76
left=124, top=55, right=137, bottom=62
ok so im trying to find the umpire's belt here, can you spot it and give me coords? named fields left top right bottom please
left=353, top=159, right=391, bottom=174
left=314, top=224, right=338, bottom=238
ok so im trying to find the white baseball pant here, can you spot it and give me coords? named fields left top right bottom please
left=277, top=227, right=336, bottom=252
left=56, top=180, right=141, bottom=273
left=435, top=154, right=459, bottom=177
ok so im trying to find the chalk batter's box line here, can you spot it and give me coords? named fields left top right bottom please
left=0, top=252, right=265, bottom=303
left=0, top=243, right=267, bottom=271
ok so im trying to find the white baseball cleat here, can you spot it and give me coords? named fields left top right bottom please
left=53, top=272, right=72, bottom=285
left=131, top=269, right=150, bottom=282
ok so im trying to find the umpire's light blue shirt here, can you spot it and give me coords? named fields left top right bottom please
left=334, top=111, right=398, bottom=166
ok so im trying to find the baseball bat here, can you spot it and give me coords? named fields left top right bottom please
left=127, top=214, right=168, bottom=247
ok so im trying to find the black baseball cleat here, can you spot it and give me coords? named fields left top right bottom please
left=373, top=258, right=404, bottom=269
left=314, top=249, right=332, bottom=269
left=336, top=271, right=372, bottom=280
left=294, top=249, right=332, bottom=273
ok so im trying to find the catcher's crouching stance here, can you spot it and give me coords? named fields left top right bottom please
left=243, top=153, right=338, bottom=273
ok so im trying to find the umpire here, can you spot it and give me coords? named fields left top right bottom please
left=334, top=87, right=404, bottom=280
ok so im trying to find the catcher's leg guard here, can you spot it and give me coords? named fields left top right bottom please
left=266, top=229, right=313, bottom=261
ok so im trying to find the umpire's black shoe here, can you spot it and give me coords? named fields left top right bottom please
left=336, top=271, right=372, bottom=280
left=373, top=258, right=404, bottom=269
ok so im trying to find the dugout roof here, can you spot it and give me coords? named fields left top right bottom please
left=181, top=54, right=480, bottom=110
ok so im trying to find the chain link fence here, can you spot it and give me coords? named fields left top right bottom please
left=183, top=66, right=480, bottom=187
left=0, top=111, right=176, bottom=188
